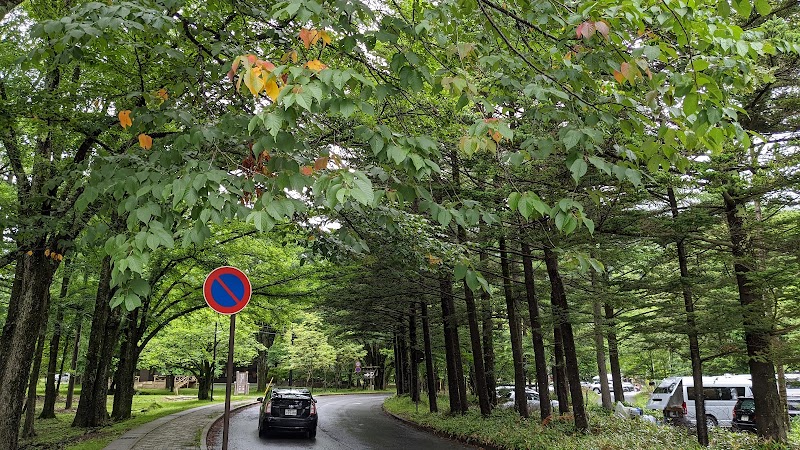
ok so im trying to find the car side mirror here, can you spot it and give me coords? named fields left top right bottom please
left=314, top=399, right=318, bottom=403
left=257, top=397, right=263, bottom=402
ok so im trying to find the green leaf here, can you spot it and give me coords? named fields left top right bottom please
left=734, top=0, right=752, bottom=17
left=562, top=129, right=582, bottom=150
left=351, top=172, right=374, bottom=205
left=683, top=93, right=699, bottom=116
left=454, top=262, right=468, bottom=281
left=465, top=270, right=481, bottom=292
left=569, top=158, right=588, bottom=183
left=583, top=217, right=595, bottom=234
left=508, top=192, right=521, bottom=211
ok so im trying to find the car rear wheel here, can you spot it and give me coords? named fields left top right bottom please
left=258, top=421, right=269, bottom=438
left=706, top=415, right=718, bottom=429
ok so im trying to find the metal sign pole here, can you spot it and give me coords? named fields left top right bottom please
left=222, top=313, right=236, bottom=450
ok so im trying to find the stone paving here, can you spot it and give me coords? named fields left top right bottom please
left=104, top=400, right=255, bottom=450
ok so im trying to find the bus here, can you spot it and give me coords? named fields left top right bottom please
left=646, top=374, right=753, bottom=428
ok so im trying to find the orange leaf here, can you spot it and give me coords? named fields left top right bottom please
left=138, top=133, right=153, bottom=150
left=118, top=110, right=132, bottom=129
left=620, top=61, right=639, bottom=83
left=612, top=70, right=626, bottom=84
left=299, top=28, right=315, bottom=49
left=256, top=59, right=276, bottom=71
left=305, top=59, right=327, bottom=71
left=156, top=88, right=168, bottom=100
left=227, top=57, right=241, bottom=81
left=490, top=130, right=502, bottom=143
left=300, top=166, right=313, bottom=176
left=246, top=54, right=257, bottom=65
left=314, top=156, right=329, bottom=170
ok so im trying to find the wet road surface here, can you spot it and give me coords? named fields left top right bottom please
left=208, top=393, right=471, bottom=449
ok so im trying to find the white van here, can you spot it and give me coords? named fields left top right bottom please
left=646, top=374, right=752, bottom=428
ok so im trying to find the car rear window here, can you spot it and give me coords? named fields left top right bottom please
left=739, top=398, right=755, bottom=411
left=654, top=382, right=677, bottom=394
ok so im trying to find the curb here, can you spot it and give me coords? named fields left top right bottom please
left=104, top=401, right=235, bottom=450
left=200, top=401, right=258, bottom=450
left=381, top=403, right=499, bottom=450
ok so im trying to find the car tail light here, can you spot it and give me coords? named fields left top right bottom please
left=682, top=402, right=687, bottom=415
left=265, top=401, right=272, bottom=414
left=310, top=402, right=317, bottom=415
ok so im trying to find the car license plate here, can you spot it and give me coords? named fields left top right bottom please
left=741, top=415, right=749, bottom=421
left=284, top=409, right=297, bottom=416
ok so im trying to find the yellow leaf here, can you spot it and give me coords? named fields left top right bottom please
left=138, top=133, right=153, bottom=150
left=305, top=59, right=327, bottom=71
left=243, top=68, right=265, bottom=96
left=156, top=88, right=168, bottom=100
left=264, top=78, right=280, bottom=101
left=490, top=130, right=502, bottom=143
left=118, top=110, right=132, bottom=129
left=44, top=249, right=51, bottom=257
left=318, top=30, right=331, bottom=47
left=426, top=254, right=442, bottom=266
left=26, top=250, right=33, bottom=256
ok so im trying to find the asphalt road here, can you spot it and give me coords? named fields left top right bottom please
left=208, top=393, right=472, bottom=450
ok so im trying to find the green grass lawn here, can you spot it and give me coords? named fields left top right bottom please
left=20, top=384, right=259, bottom=450
left=383, top=395, right=795, bottom=450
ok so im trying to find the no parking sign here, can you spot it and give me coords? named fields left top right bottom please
left=203, top=265, right=251, bottom=450
left=203, top=266, right=251, bottom=315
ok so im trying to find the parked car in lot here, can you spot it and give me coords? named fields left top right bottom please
left=498, top=387, right=559, bottom=413
left=590, top=375, right=636, bottom=394
left=257, top=388, right=318, bottom=439
left=54, top=373, right=70, bottom=383
left=732, top=396, right=800, bottom=432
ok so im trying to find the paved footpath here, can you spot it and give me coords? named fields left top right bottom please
left=104, top=400, right=255, bottom=450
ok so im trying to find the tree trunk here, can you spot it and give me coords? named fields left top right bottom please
left=552, top=302, right=569, bottom=413
left=480, top=252, right=497, bottom=406
left=40, top=308, right=64, bottom=419
left=198, top=362, right=212, bottom=400
left=111, top=309, right=141, bottom=421
left=439, top=274, right=464, bottom=414
left=604, top=303, right=624, bottom=403
left=400, top=328, right=411, bottom=395
left=22, top=309, right=50, bottom=438
left=65, top=315, right=82, bottom=410
left=0, top=252, right=57, bottom=448
left=544, top=247, right=588, bottom=432
left=256, top=324, right=276, bottom=392
left=409, top=302, right=420, bottom=403
left=723, top=190, right=786, bottom=442
left=463, top=279, right=491, bottom=416
left=41, top=269, right=69, bottom=419
left=421, top=301, right=438, bottom=413
left=499, top=237, right=528, bottom=418
left=56, top=322, right=70, bottom=393
left=73, top=256, right=122, bottom=428
left=668, top=186, right=708, bottom=445
left=393, top=332, right=403, bottom=396
left=592, top=297, right=612, bottom=410
left=521, top=242, right=551, bottom=419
